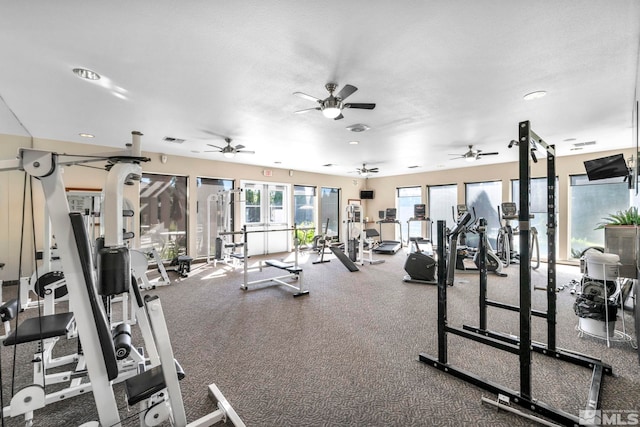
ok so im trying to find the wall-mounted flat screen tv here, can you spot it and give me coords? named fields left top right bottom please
left=584, top=153, right=629, bottom=181
left=360, top=190, right=375, bottom=199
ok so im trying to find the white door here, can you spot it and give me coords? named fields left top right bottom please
left=242, top=181, right=290, bottom=256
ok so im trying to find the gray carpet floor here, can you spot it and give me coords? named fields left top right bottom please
left=1, top=248, right=638, bottom=426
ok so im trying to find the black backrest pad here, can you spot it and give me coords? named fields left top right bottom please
left=69, top=212, right=119, bottom=381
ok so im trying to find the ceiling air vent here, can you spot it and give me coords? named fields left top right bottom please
left=163, top=136, right=185, bottom=144
left=408, top=165, right=420, bottom=169
left=323, top=163, right=335, bottom=167
left=345, top=124, right=370, bottom=133
left=573, top=140, right=596, bottom=147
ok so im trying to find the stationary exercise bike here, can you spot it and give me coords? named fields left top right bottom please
left=495, top=202, right=540, bottom=269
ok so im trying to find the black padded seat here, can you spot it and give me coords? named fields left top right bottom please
left=125, top=365, right=166, bottom=406
left=3, top=312, right=74, bottom=346
left=264, top=260, right=293, bottom=269
left=265, top=260, right=301, bottom=275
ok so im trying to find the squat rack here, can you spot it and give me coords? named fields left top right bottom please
left=419, top=121, right=612, bottom=426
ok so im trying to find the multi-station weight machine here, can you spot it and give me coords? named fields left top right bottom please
left=419, top=121, right=613, bottom=426
left=206, top=188, right=244, bottom=267
left=0, top=133, right=245, bottom=426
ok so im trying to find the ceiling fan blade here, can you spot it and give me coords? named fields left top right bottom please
left=344, top=103, right=376, bottom=110
left=294, top=107, right=321, bottom=114
left=336, top=84, right=357, bottom=100
left=479, top=152, right=499, bottom=156
left=234, top=144, right=245, bottom=150
left=334, top=113, right=344, bottom=120
left=369, top=167, right=379, bottom=171
left=237, top=150, right=255, bottom=154
left=449, top=156, right=465, bottom=160
left=207, top=144, right=224, bottom=150
left=293, top=91, right=321, bottom=103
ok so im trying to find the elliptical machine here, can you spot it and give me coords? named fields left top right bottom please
left=495, top=202, right=540, bottom=269
left=448, top=205, right=506, bottom=283
left=403, top=210, right=472, bottom=284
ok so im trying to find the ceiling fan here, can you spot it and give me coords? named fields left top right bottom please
left=293, top=83, right=376, bottom=120
left=205, top=137, right=255, bottom=159
left=450, top=145, right=499, bottom=162
left=356, top=163, right=379, bottom=177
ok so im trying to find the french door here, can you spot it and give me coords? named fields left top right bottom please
left=241, top=181, right=290, bottom=256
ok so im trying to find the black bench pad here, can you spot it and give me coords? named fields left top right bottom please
left=265, top=260, right=301, bottom=274
left=125, top=365, right=165, bottom=406
left=3, top=312, right=74, bottom=346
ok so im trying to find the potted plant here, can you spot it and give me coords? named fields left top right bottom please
left=596, top=206, right=640, bottom=228
left=596, top=206, right=639, bottom=279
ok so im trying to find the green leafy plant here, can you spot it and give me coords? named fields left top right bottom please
left=595, top=206, right=640, bottom=229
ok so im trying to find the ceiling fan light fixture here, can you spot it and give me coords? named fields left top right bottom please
left=322, top=106, right=341, bottom=119
left=223, top=151, right=235, bottom=159
left=72, top=67, right=101, bottom=80
left=322, top=97, right=342, bottom=119
left=465, top=156, right=476, bottom=163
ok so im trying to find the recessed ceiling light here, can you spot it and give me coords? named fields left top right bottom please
left=523, top=91, right=547, bottom=101
left=349, top=141, right=359, bottom=145
left=79, top=133, right=94, bottom=138
left=72, top=68, right=101, bottom=80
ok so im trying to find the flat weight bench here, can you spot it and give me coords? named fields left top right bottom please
left=241, top=259, right=308, bottom=297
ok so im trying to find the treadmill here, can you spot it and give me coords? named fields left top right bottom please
left=373, top=208, right=402, bottom=254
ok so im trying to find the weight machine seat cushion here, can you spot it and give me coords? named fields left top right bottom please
left=125, top=365, right=166, bottom=406
left=3, top=312, right=74, bottom=346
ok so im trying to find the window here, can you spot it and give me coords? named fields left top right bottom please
left=428, top=184, right=458, bottom=238
left=511, top=177, right=558, bottom=259
left=319, top=187, right=340, bottom=239
left=397, top=186, right=422, bottom=242
left=269, top=186, right=286, bottom=223
left=244, top=185, right=261, bottom=224
left=465, top=180, right=502, bottom=246
left=195, top=177, right=234, bottom=258
left=294, top=185, right=316, bottom=246
left=139, top=173, right=188, bottom=261
left=569, top=175, right=629, bottom=258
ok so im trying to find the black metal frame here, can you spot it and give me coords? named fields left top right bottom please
left=419, top=121, right=613, bottom=426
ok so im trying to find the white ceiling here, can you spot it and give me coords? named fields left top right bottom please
left=1, top=1, right=639, bottom=177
